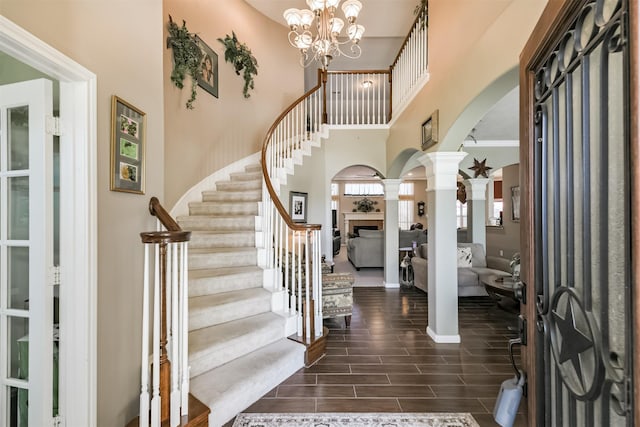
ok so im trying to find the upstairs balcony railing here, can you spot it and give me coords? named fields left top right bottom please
left=390, top=7, right=429, bottom=115
left=325, top=70, right=391, bottom=125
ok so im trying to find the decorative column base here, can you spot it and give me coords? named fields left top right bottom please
left=426, top=326, right=461, bottom=344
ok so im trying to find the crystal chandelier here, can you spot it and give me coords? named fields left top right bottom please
left=283, top=0, right=365, bottom=69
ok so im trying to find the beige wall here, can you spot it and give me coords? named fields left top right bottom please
left=486, top=163, right=520, bottom=258
left=163, top=0, right=304, bottom=206
left=387, top=0, right=547, bottom=166
left=0, top=1, right=165, bottom=426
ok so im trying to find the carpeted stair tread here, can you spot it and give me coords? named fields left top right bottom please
left=190, top=339, right=305, bottom=427
left=244, top=164, right=262, bottom=173
left=189, top=312, right=286, bottom=376
left=230, top=171, right=262, bottom=181
left=189, top=266, right=263, bottom=297
left=188, top=201, right=259, bottom=216
left=201, top=189, right=262, bottom=202
left=189, top=231, right=255, bottom=248
left=215, top=179, right=262, bottom=191
left=189, top=287, right=271, bottom=331
left=177, top=215, right=255, bottom=231
left=189, top=247, right=257, bottom=270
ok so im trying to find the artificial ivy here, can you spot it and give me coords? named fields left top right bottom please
left=218, top=32, right=258, bottom=99
left=166, top=16, right=203, bottom=109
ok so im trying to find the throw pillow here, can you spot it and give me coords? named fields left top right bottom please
left=457, top=246, right=473, bottom=268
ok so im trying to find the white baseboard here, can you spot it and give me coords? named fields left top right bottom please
left=384, top=282, right=400, bottom=288
left=426, top=326, right=461, bottom=343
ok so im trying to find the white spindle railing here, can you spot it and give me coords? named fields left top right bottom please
left=139, top=198, right=191, bottom=427
left=325, top=70, right=390, bottom=125
left=261, top=74, right=325, bottom=343
left=391, top=10, right=428, bottom=115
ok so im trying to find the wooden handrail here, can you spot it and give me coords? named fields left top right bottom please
left=149, top=196, right=182, bottom=232
left=326, top=69, right=390, bottom=75
left=391, top=8, right=428, bottom=70
left=261, top=71, right=324, bottom=233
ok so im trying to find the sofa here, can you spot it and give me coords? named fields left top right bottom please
left=347, top=229, right=427, bottom=270
left=412, top=242, right=512, bottom=296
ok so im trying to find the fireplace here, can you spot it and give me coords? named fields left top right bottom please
left=353, top=225, right=378, bottom=236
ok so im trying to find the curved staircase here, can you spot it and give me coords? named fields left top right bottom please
left=177, top=164, right=304, bottom=427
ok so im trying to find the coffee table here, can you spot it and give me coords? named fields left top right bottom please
left=481, top=274, right=519, bottom=313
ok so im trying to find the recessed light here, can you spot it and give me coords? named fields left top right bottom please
left=361, top=80, right=373, bottom=88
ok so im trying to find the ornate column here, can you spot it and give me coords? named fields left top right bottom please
left=382, top=179, right=401, bottom=288
left=463, top=178, right=490, bottom=249
left=418, top=152, right=467, bottom=343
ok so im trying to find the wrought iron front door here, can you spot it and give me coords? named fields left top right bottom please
left=529, top=0, right=633, bottom=425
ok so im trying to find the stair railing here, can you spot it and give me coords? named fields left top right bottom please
left=390, top=7, right=429, bottom=117
left=325, top=70, right=391, bottom=125
left=261, top=70, right=326, bottom=349
left=139, top=197, right=191, bottom=427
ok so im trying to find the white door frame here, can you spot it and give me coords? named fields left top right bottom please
left=0, top=16, right=97, bottom=426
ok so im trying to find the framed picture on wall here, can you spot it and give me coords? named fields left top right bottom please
left=195, top=35, right=219, bottom=98
left=511, top=185, right=520, bottom=221
left=110, top=96, right=146, bottom=194
left=421, top=110, right=439, bottom=151
left=290, top=191, right=308, bottom=223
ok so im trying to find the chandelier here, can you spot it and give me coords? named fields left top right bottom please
left=283, top=0, right=365, bottom=69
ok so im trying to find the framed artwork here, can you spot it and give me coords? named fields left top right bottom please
left=421, top=110, right=439, bottom=150
left=511, top=185, right=521, bottom=221
left=195, top=35, right=219, bottom=98
left=110, top=96, right=146, bottom=194
left=290, top=191, right=308, bottom=223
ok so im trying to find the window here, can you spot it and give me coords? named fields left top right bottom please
left=456, top=201, right=467, bottom=228
left=398, top=182, right=415, bottom=230
left=331, top=182, right=339, bottom=212
left=344, top=183, right=384, bottom=196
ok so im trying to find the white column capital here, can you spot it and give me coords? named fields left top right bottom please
left=463, top=178, right=490, bottom=201
left=418, top=152, right=468, bottom=191
left=382, top=178, right=402, bottom=201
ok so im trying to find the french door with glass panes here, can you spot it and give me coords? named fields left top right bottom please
left=0, top=79, right=55, bottom=426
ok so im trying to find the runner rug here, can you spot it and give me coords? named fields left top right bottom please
left=232, top=412, right=480, bottom=427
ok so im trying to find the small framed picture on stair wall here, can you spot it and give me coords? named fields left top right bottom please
left=110, top=95, right=146, bottom=194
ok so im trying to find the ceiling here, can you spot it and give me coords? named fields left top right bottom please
left=247, top=0, right=519, bottom=174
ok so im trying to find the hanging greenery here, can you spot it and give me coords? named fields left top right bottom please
left=414, top=0, right=428, bottom=29
left=218, top=32, right=258, bottom=99
left=166, top=16, right=203, bottom=109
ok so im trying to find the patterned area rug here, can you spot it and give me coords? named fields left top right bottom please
left=232, top=413, right=480, bottom=427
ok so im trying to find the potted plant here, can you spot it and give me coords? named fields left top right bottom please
left=166, top=16, right=203, bottom=109
left=218, top=32, right=258, bottom=98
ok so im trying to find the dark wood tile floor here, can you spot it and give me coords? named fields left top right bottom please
left=242, top=287, right=528, bottom=427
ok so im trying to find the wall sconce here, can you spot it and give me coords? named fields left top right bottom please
left=417, top=201, right=425, bottom=217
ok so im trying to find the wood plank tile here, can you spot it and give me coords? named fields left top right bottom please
left=355, top=385, right=435, bottom=398
left=349, top=364, right=421, bottom=374
left=244, top=398, right=316, bottom=413
left=316, top=374, right=389, bottom=385
left=398, top=398, right=488, bottom=413
left=387, top=374, right=464, bottom=385
left=276, top=385, right=355, bottom=398
left=316, top=398, right=401, bottom=412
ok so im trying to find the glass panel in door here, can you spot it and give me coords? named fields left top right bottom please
left=0, top=79, right=54, bottom=427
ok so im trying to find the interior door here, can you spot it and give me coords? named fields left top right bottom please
left=520, top=0, right=635, bottom=425
left=0, top=79, right=54, bottom=426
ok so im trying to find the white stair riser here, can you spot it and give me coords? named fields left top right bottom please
left=189, top=296, right=271, bottom=331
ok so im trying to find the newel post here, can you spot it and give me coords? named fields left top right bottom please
left=321, top=69, right=328, bottom=124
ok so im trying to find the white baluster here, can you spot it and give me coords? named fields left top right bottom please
left=140, top=244, right=150, bottom=427
left=170, top=243, right=180, bottom=426
left=296, top=231, right=303, bottom=335
left=180, top=242, right=189, bottom=414
left=151, top=244, right=161, bottom=427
